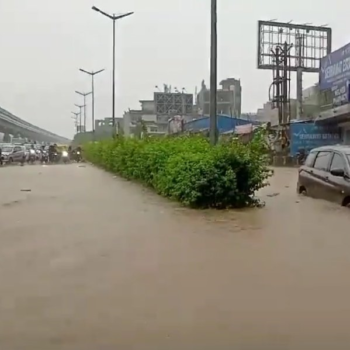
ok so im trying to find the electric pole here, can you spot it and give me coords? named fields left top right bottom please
left=209, top=0, right=218, bottom=145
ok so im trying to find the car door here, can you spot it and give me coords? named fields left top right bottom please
left=308, top=151, right=333, bottom=200
left=298, top=151, right=318, bottom=193
left=327, top=152, right=350, bottom=204
left=13, top=146, right=22, bottom=161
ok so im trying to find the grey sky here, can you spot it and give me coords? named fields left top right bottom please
left=0, top=0, right=346, bottom=138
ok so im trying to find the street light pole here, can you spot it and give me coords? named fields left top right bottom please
left=75, top=91, right=92, bottom=132
left=75, top=104, right=85, bottom=133
left=112, top=17, right=116, bottom=129
left=92, top=6, right=134, bottom=131
left=209, top=0, right=218, bottom=145
left=79, top=68, right=104, bottom=133
left=71, top=112, right=80, bottom=134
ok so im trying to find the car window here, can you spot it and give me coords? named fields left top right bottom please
left=305, top=152, right=317, bottom=167
left=14, top=147, right=21, bottom=152
left=330, top=153, right=345, bottom=171
left=2, top=147, right=13, bottom=152
left=313, top=151, right=332, bottom=171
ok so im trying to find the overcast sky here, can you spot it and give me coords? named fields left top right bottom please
left=0, top=0, right=347, bottom=138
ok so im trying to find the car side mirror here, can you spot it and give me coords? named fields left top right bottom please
left=330, top=168, right=345, bottom=177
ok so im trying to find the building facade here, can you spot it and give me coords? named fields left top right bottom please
left=317, top=41, right=350, bottom=144
left=197, top=78, right=242, bottom=117
left=123, top=86, right=198, bottom=137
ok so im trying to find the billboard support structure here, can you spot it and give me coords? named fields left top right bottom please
left=258, top=20, right=332, bottom=124
left=270, top=42, right=292, bottom=125
left=296, top=34, right=305, bottom=120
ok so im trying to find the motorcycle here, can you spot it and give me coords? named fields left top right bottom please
left=40, top=150, right=49, bottom=164
left=49, top=152, right=59, bottom=164
left=75, top=150, right=82, bottom=163
left=28, top=149, right=36, bottom=164
left=296, top=149, right=307, bottom=165
left=35, top=149, right=41, bottom=160
left=61, top=151, right=69, bottom=164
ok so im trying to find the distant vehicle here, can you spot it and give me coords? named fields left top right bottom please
left=40, top=149, right=49, bottom=164
left=61, top=150, right=69, bottom=164
left=74, top=150, right=82, bottom=163
left=28, top=148, right=36, bottom=164
left=1, top=145, right=26, bottom=164
left=297, top=145, right=350, bottom=207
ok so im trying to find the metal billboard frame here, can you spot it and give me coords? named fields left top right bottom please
left=257, top=20, right=332, bottom=72
left=154, top=92, right=193, bottom=115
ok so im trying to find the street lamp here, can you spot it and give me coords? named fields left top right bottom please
left=75, top=91, right=92, bottom=132
left=71, top=111, right=80, bottom=133
left=74, top=104, right=85, bottom=133
left=91, top=5, right=134, bottom=130
left=79, top=68, right=104, bottom=133
left=209, top=0, right=218, bottom=145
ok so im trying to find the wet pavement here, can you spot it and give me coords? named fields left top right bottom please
left=1, top=164, right=350, bottom=349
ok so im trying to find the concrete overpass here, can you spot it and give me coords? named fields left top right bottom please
left=0, top=106, right=70, bottom=143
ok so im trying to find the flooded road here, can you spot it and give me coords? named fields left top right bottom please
left=1, top=164, right=350, bottom=349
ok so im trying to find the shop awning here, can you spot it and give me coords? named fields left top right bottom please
left=315, top=104, right=350, bottom=125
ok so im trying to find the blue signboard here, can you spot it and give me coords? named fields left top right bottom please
left=319, top=42, right=350, bottom=106
left=290, top=122, right=341, bottom=156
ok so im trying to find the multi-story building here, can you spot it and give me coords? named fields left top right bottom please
left=197, top=78, right=242, bottom=117
left=123, top=85, right=198, bottom=137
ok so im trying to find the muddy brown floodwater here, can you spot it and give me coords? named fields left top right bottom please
left=1, top=164, right=350, bottom=350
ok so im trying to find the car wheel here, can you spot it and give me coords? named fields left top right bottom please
left=299, top=186, right=307, bottom=195
left=342, top=197, right=350, bottom=208
left=8, top=158, right=13, bottom=165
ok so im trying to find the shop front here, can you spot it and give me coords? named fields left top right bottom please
left=317, top=41, right=350, bottom=143
left=316, top=103, right=350, bottom=144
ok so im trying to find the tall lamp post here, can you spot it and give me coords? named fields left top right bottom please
left=74, top=104, right=85, bottom=133
left=79, top=68, right=104, bottom=133
left=71, top=111, right=80, bottom=133
left=91, top=6, right=134, bottom=130
left=209, top=0, right=218, bottom=145
left=75, top=91, right=92, bottom=132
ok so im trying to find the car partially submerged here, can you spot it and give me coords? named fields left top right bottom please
left=297, top=145, right=350, bottom=207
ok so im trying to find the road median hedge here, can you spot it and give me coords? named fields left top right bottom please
left=83, top=134, right=271, bottom=208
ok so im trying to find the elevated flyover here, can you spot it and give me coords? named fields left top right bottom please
left=0, top=106, right=70, bottom=143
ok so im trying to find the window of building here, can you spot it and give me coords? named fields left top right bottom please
left=313, top=151, right=332, bottom=171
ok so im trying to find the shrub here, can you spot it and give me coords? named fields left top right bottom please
left=83, top=134, right=271, bottom=208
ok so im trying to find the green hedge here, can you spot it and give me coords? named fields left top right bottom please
left=83, top=134, right=271, bottom=208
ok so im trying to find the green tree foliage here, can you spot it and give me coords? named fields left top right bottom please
left=84, top=134, right=271, bottom=208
